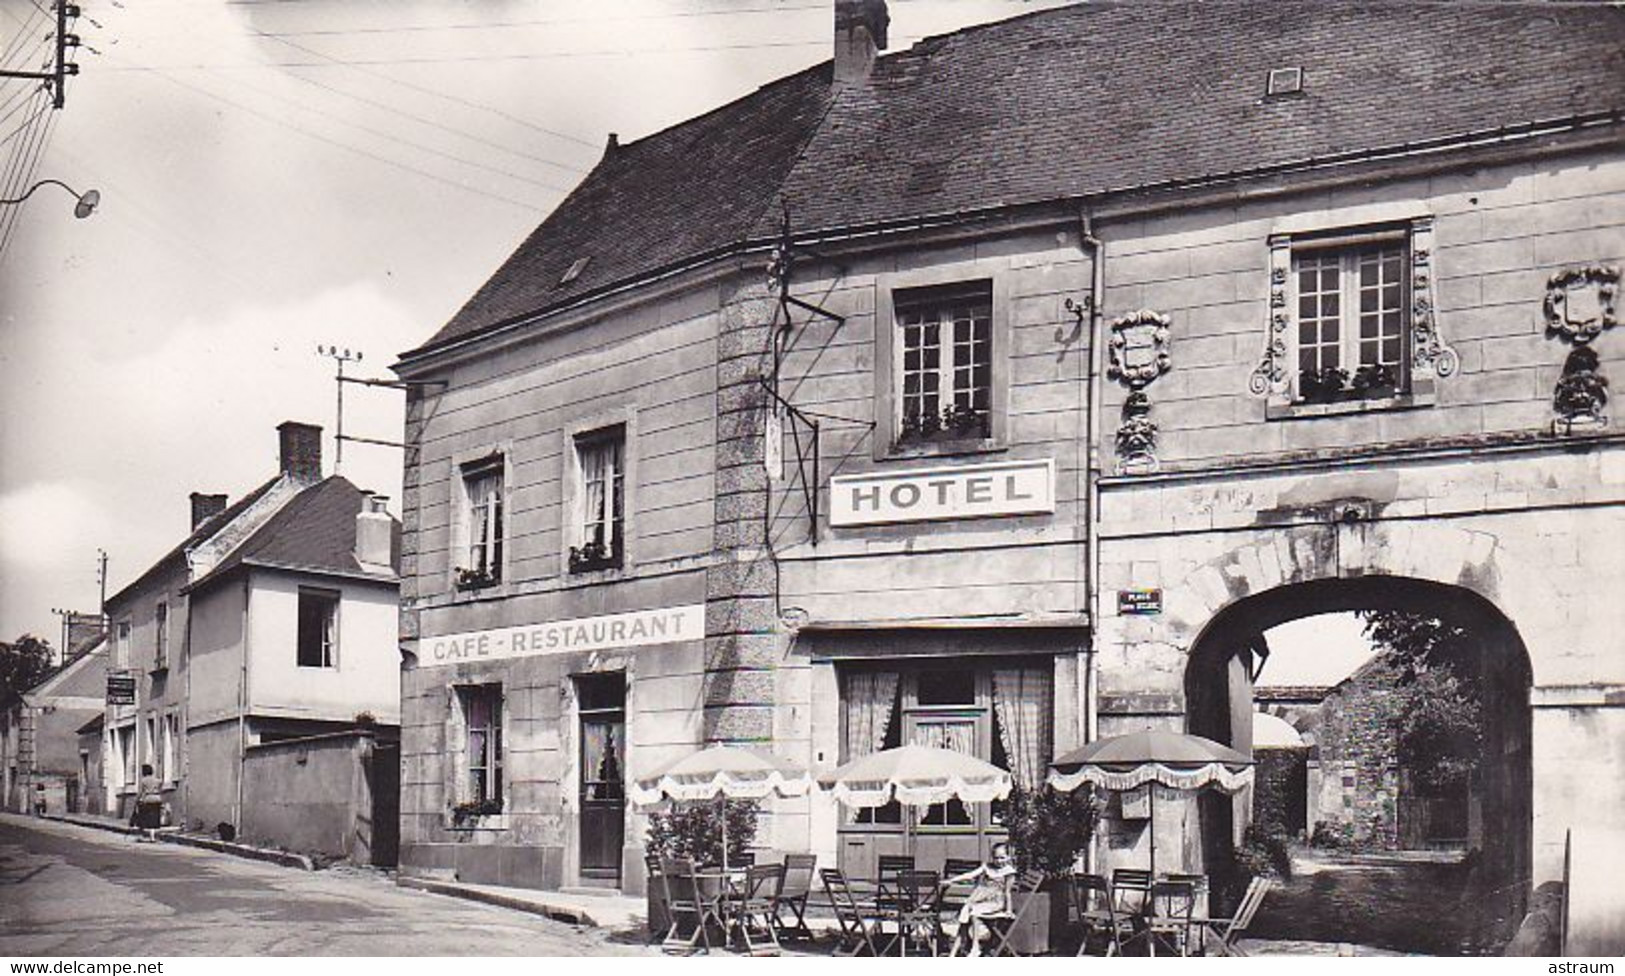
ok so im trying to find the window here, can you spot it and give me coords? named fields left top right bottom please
left=113, top=724, right=135, bottom=788
left=161, top=713, right=179, bottom=784
left=112, top=620, right=131, bottom=669
left=895, top=282, right=993, bottom=443
left=839, top=660, right=1052, bottom=831
left=458, top=457, right=504, bottom=591
left=153, top=602, right=169, bottom=671
left=457, top=684, right=504, bottom=809
left=570, top=427, right=625, bottom=574
left=1294, top=238, right=1409, bottom=402
left=296, top=588, right=338, bottom=668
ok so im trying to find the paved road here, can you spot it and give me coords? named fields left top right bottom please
left=0, top=814, right=654, bottom=956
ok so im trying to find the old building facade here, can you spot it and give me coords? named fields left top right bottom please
left=96, top=422, right=402, bottom=851
left=393, top=0, right=1625, bottom=914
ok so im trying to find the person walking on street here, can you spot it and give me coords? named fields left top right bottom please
left=135, top=764, right=163, bottom=843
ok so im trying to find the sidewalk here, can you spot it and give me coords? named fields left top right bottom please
left=37, top=810, right=317, bottom=870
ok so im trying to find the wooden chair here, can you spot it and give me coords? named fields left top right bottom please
left=1198, top=876, right=1273, bottom=956
left=1110, top=867, right=1154, bottom=916
left=821, top=868, right=888, bottom=956
left=877, top=854, right=916, bottom=884
left=1146, top=879, right=1197, bottom=956
left=659, top=857, right=714, bottom=954
left=985, top=868, right=1047, bottom=957
left=891, top=870, right=944, bottom=956
left=731, top=863, right=784, bottom=955
left=771, top=853, right=817, bottom=941
left=1071, top=873, right=1132, bottom=956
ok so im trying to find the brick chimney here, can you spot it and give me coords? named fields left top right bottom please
left=355, top=493, right=393, bottom=571
left=277, top=421, right=323, bottom=483
left=189, top=492, right=228, bottom=530
left=835, top=0, right=888, bottom=85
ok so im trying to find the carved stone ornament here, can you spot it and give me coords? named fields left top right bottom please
left=1250, top=237, right=1293, bottom=396
left=1543, top=265, right=1620, bottom=345
left=1107, top=309, right=1172, bottom=390
left=1115, top=390, right=1159, bottom=474
left=1409, top=221, right=1459, bottom=380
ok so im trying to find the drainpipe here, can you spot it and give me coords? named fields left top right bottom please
left=234, top=575, right=250, bottom=831
left=1080, top=210, right=1105, bottom=745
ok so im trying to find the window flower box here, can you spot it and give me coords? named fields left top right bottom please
left=569, top=538, right=623, bottom=574
left=455, top=566, right=499, bottom=592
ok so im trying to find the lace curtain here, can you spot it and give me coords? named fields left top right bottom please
left=992, top=667, right=1052, bottom=790
left=843, top=671, right=899, bottom=761
left=912, top=720, right=976, bottom=755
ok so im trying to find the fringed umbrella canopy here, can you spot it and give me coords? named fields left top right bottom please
left=1048, top=730, right=1254, bottom=795
left=819, top=744, right=1013, bottom=808
left=628, top=744, right=812, bottom=807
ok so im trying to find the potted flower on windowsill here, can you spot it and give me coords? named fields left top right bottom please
left=1001, top=784, right=1102, bottom=954
left=450, top=796, right=503, bottom=827
left=568, top=538, right=623, bottom=574
left=455, top=566, right=499, bottom=592
left=1298, top=367, right=1351, bottom=404
left=1351, top=363, right=1399, bottom=400
left=898, top=405, right=990, bottom=444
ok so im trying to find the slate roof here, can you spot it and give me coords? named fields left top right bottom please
left=187, top=475, right=400, bottom=593
left=404, top=0, right=1625, bottom=358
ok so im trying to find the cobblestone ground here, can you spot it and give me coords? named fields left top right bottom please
left=1246, top=847, right=1504, bottom=955
left=0, top=814, right=657, bottom=957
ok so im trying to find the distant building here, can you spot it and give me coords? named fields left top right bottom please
left=1, top=635, right=107, bottom=815
left=96, top=422, right=401, bottom=862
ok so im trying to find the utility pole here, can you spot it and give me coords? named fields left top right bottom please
left=0, top=2, right=82, bottom=109
left=317, top=346, right=363, bottom=472
left=97, top=549, right=108, bottom=620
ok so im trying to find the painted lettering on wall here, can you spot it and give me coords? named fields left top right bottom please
left=420, top=604, right=704, bottom=668
left=829, top=459, right=1055, bottom=527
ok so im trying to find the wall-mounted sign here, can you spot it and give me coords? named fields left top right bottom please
left=1117, top=589, right=1163, bottom=616
left=829, top=458, right=1055, bottom=527
left=421, top=603, right=704, bottom=668
left=106, top=675, right=136, bottom=705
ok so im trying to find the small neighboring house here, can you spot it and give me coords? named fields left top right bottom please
left=1, top=635, right=108, bottom=815
left=96, top=421, right=401, bottom=864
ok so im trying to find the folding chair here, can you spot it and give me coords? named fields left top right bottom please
left=985, top=868, right=1047, bottom=957
left=1071, top=873, right=1132, bottom=956
left=1146, top=879, right=1197, bottom=957
left=938, top=858, right=981, bottom=917
left=659, top=857, right=714, bottom=955
left=731, top=863, right=784, bottom=955
left=1199, top=876, right=1273, bottom=956
left=1110, top=867, right=1154, bottom=917
left=771, top=853, right=817, bottom=942
left=821, top=868, right=889, bottom=956
left=892, top=870, right=944, bottom=956
left=877, top=854, right=916, bottom=884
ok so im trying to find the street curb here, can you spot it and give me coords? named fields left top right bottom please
left=396, top=876, right=599, bottom=927
left=37, top=812, right=315, bottom=871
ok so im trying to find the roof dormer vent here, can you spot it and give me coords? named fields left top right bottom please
left=558, top=256, right=591, bottom=287
left=1266, top=66, right=1304, bottom=97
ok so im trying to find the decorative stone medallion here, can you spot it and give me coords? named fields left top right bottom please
left=1544, top=265, right=1619, bottom=344
left=1107, top=309, right=1172, bottom=390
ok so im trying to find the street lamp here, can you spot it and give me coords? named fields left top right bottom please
left=0, top=179, right=99, bottom=218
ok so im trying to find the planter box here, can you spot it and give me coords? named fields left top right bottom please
left=1005, top=889, right=1056, bottom=955
left=647, top=877, right=671, bottom=943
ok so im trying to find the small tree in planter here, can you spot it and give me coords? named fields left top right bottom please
left=643, top=799, right=760, bottom=941
left=1001, top=784, right=1102, bottom=953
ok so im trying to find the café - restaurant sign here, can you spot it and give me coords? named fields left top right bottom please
left=422, top=604, right=704, bottom=668
left=830, top=458, right=1055, bottom=527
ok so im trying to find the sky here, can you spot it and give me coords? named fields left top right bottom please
left=0, top=0, right=1094, bottom=651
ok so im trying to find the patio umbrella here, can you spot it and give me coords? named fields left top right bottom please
left=820, top=743, right=1013, bottom=857
left=1047, top=730, right=1253, bottom=876
left=630, top=744, right=813, bottom=870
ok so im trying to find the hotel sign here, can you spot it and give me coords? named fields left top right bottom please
left=421, top=604, right=704, bottom=668
left=830, top=459, right=1055, bottom=527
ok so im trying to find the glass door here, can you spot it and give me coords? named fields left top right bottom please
left=577, top=673, right=626, bottom=883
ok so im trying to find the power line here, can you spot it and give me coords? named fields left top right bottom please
left=0, top=89, right=58, bottom=264
left=115, top=59, right=577, bottom=195
left=144, top=68, right=551, bottom=213
left=251, top=29, right=601, bottom=151
left=95, top=38, right=831, bottom=72
left=252, top=4, right=830, bottom=38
